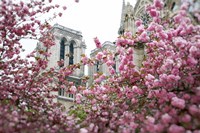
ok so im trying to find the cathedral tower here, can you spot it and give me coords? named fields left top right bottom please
left=37, top=24, right=86, bottom=108
left=118, top=0, right=135, bottom=35
left=118, top=0, right=146, bottom=69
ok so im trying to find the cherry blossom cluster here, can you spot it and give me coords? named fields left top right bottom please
left=0, top=0, right=79, bottom=132
left=1, top=0, right=200, bottom=132
left=74, top=0, right=200, bottom=132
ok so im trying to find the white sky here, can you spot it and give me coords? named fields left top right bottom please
left=21, top=0, right=137, bottom=57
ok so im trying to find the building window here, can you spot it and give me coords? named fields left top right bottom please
left=113, top=57, right=116, bottom=71
left=96, top=61, right=100, bottom=72
left=69, top=41, right=74, bottom=65
left=58, top=88, right=65, bottom=96
left=68, top=94, right=74, bottom=99
left=171, top=2, right=176, bottom=11
left=141, top=13, right=151, bottom=26
left=60, top=39, right=65, bottom=61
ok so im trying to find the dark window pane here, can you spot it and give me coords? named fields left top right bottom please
left=60, top=39, right=65, bottom=60
left=69, top=42, right=74, bottom=65
left=96, top=61, right=100, bottom=72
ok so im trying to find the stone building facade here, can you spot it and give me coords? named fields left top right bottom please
left=88, top=1, right=147, bottom=85
left=37, top=0, right=199, bottom=107
left=88, top=41, right=118, bottom=85
left=88, top=1, right=146, bottom=83
left=37, top=23, right=86, bottom=109
left=89, top=0, right=200, bottom=85
left=119, top=0, right=199, bottom=35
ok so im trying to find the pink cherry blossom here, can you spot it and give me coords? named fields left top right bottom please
left=161, top=113, right=172, bottom=124
left=63, top=6, right=67, bottom=10
left=149, top=9, right=158, bottom=17
left=1, top=0, right=200, bottom=132
left=135, top=19, right=142, bottom=27
left=80, top=128, right=88, bottom=133
left=76, top=93, right=83, bottom=104
left=94, top=37, right=102, bottom=48
left=168, top=124, right=185, bottom=133
left=154, top=0, right=164, bottom=9
left=171, top=97, right=185, bottom=109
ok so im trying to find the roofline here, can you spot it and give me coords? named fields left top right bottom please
left=90, top=41, right=116, bottom=54
left=51, top=23, right=82, bottom=37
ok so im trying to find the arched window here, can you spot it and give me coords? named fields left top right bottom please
left=60, top=39, right=65, bottom=61
left=113, top=57, right=116, bottom=71
left=96, top=61, right=100, bottom=72
left=69, top=41, right=75, bottom=65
